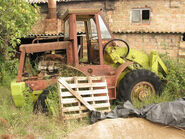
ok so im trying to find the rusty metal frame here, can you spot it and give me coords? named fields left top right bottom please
left=69, top=14, right=79, bottom=66
left=32, top=36, right=61, bottom=44
left=94, top=13, right=104, bottom=65
left=20, top=41, right=71, bottom=53
left=17, top=48, right=26, bottom=82
left=17, top=41, right=72, bottom=82
left=16, top=9, right=132, bottom=100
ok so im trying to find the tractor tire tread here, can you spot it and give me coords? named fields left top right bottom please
left=118, top=69, right=162, bottom=102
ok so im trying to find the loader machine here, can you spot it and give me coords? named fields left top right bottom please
left=11, top=8, right=168, bottom=111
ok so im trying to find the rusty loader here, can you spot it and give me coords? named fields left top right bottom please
left=11, top=9, right=168, bottom=111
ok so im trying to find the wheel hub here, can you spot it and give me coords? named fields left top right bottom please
left=131, top=81, right=155, bottom=101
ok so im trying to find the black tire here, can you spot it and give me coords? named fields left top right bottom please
left=33, top=90, right=49, bottom=114
left=117, top=69, right=162, bottom=103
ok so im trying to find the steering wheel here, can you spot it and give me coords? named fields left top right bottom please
left=103, top=39, right=130, bottom=58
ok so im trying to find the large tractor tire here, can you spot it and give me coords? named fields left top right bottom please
left=33, top=90, right=49, bottom=114
left=118, top=69, right=162, bottom=103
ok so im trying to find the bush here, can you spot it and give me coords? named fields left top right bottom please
left=133, top=56, right=185, bottom=108
left=162, top=57, right=185, bottom=100
left=0, top=0, right=40, bottom=86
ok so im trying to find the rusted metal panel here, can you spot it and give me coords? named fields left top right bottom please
left=69, top=65, right=117, bottom=99
left=76, top=65, right=115, bottom=76
left=66, top=43, right=74, bottom=65
left=105, top=75, right=116, bottom=99
left=20, top=41, right=71, bottom=53
left=25, top=79, right=57, bottom=91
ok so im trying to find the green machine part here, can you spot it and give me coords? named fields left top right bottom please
left=11, top=80, right=43, bottom=107
left=104, top=46, right=168, bottom=77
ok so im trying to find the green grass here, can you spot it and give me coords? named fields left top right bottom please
left=133, top=56, right=185, bottom=109
left=0, top=86, right=89, bottom=138
left=0, top=56, right=184, bottom=138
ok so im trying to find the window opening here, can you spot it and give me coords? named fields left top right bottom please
left=131, top=8, right=150, bottom=23
left=64, top=19, right=69, bottom=38
left=76, top=16, right=100, bottom=65
left=98, top=15, right=112, bottom=39
left=89, top=18, right=98, bottom=40
left=142, top=10, right=150, bottom=20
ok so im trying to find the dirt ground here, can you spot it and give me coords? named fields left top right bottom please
left=65, top=118, right=185, bottom=139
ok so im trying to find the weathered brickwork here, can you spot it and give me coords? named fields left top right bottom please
left=108, top=0, right=185, bottom=33
left=179, top=40, right=185, bottom=58
left=31, top=14, right=47, bottom=34
left=30, top=0, right=185, bottom=58
left=114, top=33, right=182, bottom=57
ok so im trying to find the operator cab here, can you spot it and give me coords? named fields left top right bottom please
left=63, top=9, right=112, bottom=65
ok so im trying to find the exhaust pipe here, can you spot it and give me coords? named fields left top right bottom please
left=48, top=0, right=57, bottom=19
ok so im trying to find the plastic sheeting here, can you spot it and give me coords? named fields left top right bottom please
left=90, top=97, right=185, bottom=128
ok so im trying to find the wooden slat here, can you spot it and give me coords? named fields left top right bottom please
left=61, top=89, right=108, bottom=97
left=58, top=77, right=95, bottom=111
left=61, top=96, right=109, bottom=104
left=58, top=76, right=110, bottom=121
left=62, top=103, right=110, bottom=112
left=59, top=82, right=107, bottom=89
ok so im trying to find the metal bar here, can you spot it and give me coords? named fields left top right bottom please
left=20, top=41, right=71, bottom=53
left=32, top=36, right=61, bottom=44
left=69, top=14, right=79, bottom=66
left=95, top=14, right=104, bottom=65
left=17, top=49, right=26, bottom=82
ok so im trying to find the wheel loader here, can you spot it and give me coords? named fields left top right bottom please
left=11, top=8, right=168, bottom=111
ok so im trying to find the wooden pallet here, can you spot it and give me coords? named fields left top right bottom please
left=58, top=76, right=110, bottom=121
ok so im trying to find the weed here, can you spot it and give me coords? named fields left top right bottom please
left=133, top=56, right=185, bottom=108
left=0, top=86, right=88, bottom=138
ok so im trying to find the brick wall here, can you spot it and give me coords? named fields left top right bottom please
left=32, top=0, right=185, bottom=34
left=113, top=33, right=182, bottom=58
left=30, top=0, right=185, bottom=58
left=108, top=0, right=185, bottom=33
left=179, top=39, right=185, bottom=58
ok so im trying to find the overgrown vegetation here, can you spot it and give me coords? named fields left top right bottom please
left=133, top=56, right=185, bottom=108
left=0, top=0, right=39, bottom=86
left=0, top=56, right=184, bottom=138
left=0, top=86, right=89, bottom=138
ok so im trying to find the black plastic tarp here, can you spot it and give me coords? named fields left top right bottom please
left=90, top=97, right=185, bottom=128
